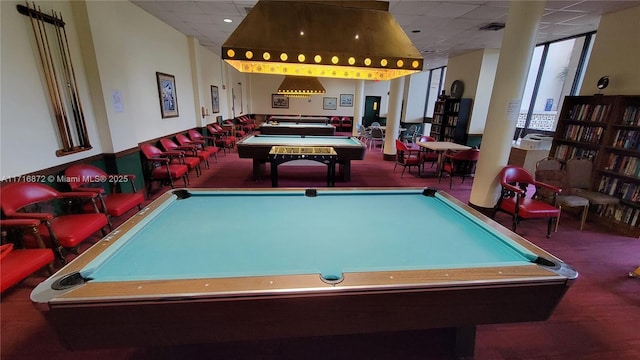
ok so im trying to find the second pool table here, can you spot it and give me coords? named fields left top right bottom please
left=31, top=188, right=576, bottom=357
left=237, top=134, right=366, bottom=181
left=259, top=121, right=336, bottom=136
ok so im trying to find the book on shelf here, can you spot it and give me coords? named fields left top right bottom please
left=622, top=105, right=640, bottom=125
left=569, top=103, right=610, bottom=122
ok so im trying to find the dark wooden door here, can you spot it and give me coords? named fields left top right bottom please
left=363, top=96, right=381, bottom=127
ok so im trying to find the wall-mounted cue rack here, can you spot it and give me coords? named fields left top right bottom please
left=17, top=3, right=92, bottom=156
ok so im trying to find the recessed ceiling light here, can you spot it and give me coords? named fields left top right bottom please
left=224, top=18, right=232, bottom=23
left=479, top=22, right=505, bottom=31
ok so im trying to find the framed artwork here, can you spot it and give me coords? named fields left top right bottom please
left=211, top=85, right=220, bottom=113
left=156, top=72, right=179, bottom=118
left=340, top=94, right=353, bottom=107
left=271, top=94, right=289, bottom=109
left=323, top=97, right=337, bottom=110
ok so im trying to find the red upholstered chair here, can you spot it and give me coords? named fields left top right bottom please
left=0, top=182, right=109, bottom=262
left=1, top=219, right=55, bottom=292
left=211, top=123, right=238, bottom=144
left=493, top=165, right=561, bottom=238
left=223, top=119, right=246, bottom=138
left=438, top=148, right=480, bottom=189
left=341, top=117, right=352, bottom=131
left=417, top=135, right=439, bottom=172
left=140, top=144, right=190, bottom=195
left=159, top=138, right=202, bottom=177
left=188, top=129, right=224, bottom=157
left=330, top=116, right=341, bottom=129
left=394, top=140, right=422, bottom=178
left=176, top=133, right=215, bottom=166
left=64, top=164, right=145, bottom=226
left=207, top=125, right=235, bottom=154
left=237, top=116, right=255, bottom=133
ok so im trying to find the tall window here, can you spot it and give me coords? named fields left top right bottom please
left=424, top=67, right=446, bottom=118
left=516, top=32, right=595, bottom=138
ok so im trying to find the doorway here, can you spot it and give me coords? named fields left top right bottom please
left=363, top=96, right=381, bottom=127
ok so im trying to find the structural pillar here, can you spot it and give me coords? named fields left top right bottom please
left=383, top=77, right=404, bottom=160
left=353, top=80, right=365, bottom=136
left=469, top=0, right=546, bottom=209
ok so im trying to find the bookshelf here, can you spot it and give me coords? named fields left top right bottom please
left=430, top=98, right=472, bottom=144
left=551, top=95, right=640, bottom=235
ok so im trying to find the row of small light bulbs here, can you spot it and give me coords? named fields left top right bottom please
left=226, top=49, right=421, bottom=69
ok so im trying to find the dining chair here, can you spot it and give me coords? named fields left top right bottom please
left=535, top=158, right=590, bottom=230
left=438, top=148, right=480, bottom=189
left=417, top=136, right=439, bottom=172
left=357, top=124, right=371, bottom=147
left=394, top=140, right=422, bottom=177
left=369, top=127, right=385, bottom=151
left=401, top=124, right=419, bottom=144
left=565, top=158, right=620, bottom=210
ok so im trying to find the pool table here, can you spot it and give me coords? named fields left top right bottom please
left=259, top=121, right=336, bottom=136
left=31, top=188, right=576, bottom=357
left=237, top=134, right=366, bottom=181
left=269, top=115, right=329, bottom=124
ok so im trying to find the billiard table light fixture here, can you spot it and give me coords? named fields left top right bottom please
left=222, top=1, right=423, bottom=81
left=277, top=76, right=326, bottom=98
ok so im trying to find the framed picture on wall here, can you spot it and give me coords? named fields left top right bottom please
left=156, top=72, right=179, bottom=118
left=211, top=85, right=220, bottom=113
left=272, top=94, right=289, bottom=109
left=340, top=94, right=353, bottom=107
left=323, top=97, right=337, bottom=110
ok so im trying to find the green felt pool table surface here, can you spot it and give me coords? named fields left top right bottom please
left=84, top=189, right=537, bottom=282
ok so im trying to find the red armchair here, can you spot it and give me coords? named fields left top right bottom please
left=223, top=119, right=246, bottom=138
left=394, top=140, right=422, bottom=178
left=1, top=219, right=55, bottom=293
left=140, top=144, right=190, bottom=195
left=207, top=125, right=235, bottom=153
left=64, top=164, right=145, bottom=225
left=176, top=133, right=216, bottom=166
left=417, top=136, right=439, bottom=172
left=439, top=148, right=480, bottom=189
left=341, top=117, right=352, bottom=131
left=211, top=123, right=238, bottom=144
left=330, top=116, right=341, bottom=129
left=0, top=182, right=108, bottom=262
left=188, top=129, right=226, bottom=157
left=159, top=138, right=202, bottom=176
left=494, top=165, right=561, bottom=238
left=237, top=115, right=255, bottom=133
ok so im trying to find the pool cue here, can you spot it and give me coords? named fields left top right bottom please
left=36, top=4, right=74, bottom=150
left=59, top=12, right=89, bottom=148
left=33, top=3, right=73, bottom=152
left=53, top=10, right=85, bottom=147
left=27, top=3, right=71, bottom=152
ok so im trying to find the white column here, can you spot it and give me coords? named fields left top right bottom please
left=469, top=0, right=546, bottom=208
left=353, top=80, right=365, bottom=136
left=384, top=77, right=404, bottom=159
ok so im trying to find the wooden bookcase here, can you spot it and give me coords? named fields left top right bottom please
left=551, top=95, right=640, bottom=236
left=431, top=98, right=472, bottom=144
